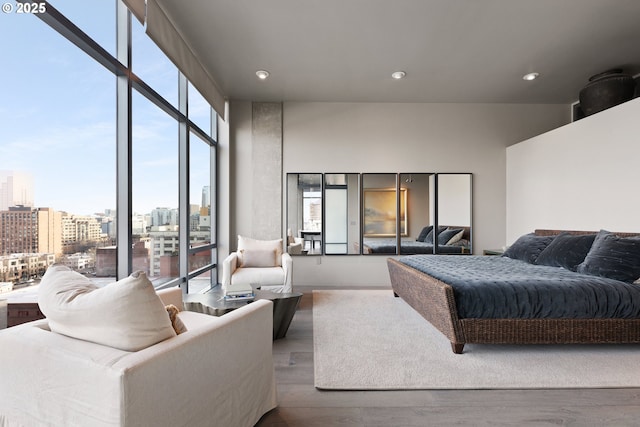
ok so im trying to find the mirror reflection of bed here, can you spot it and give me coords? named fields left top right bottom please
left=361, top=173, right=472, bottom=255
left=286, top=172, right=472, bottom=256
left=362, top=225, right=471, bottom=255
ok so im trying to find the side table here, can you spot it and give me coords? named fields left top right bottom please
left=184, top=288, right=302, bottom=340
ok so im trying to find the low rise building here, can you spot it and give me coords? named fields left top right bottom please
left=0, top=253, right=55, bottom=283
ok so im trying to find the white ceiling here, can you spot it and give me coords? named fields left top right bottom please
left=160, top=0, right=640, bottom=104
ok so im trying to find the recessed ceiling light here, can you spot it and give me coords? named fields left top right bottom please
left=256, top=70, right=270, bottom=80
left=522, top=72, right=539, bottom=81
left=391, top=71, right=406, bottom=80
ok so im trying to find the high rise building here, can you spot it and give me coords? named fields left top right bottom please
left=0, top=171, right=34, bottom=211
left=0, top=206, right=62, bottom=256
left=131, top=213, right=148, bottom=235
left=201, top=186, right=210, bottom=209
left=150, top=207, right=178, bottom=227
left=61, top=213, right=103, bottom=248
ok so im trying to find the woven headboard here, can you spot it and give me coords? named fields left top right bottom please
left=535, top=229, right=640, bottom=238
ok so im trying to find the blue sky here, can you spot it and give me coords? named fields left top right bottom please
left=0, top=0, right=212, bottom=216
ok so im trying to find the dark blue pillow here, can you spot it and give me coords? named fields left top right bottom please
left=577, top=230, right=640, bottom=283
left=535, top=232, right=596, bottom=271
left=502, top=233, right=555, bottom=264
left=424, top=226, right=447, bottom=244
left=438, top=228, right=464, bottom=245
left=416, top=225, right=433, bottom=242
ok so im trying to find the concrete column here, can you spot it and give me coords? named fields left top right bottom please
left=251, top=102, right=283, bottom=240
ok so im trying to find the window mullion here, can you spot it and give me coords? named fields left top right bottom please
left=178, top=73, right=189, bottom=291
left=116, top=1, right=132, bottom=279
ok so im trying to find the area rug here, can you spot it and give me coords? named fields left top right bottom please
left=313, top=290, right=640, bottom=390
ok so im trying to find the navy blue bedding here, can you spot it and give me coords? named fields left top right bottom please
left=363, top=238, right=467, bottom=254
left=399, top=255, right=640, bottom=319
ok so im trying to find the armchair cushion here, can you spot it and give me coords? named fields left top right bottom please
left=238, top=248, right=278, bottom=267
left=38, top=264, right=176, bottom=352
left=288, top=242, right=303, bottom=255
left=232, top=267, right=286, bottom=287
left=238, top=235, right=283, bottom=266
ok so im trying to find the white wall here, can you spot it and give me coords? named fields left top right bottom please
left=506, top=97, right=640, bottom=244
left=279, top=102, right=568, bottom=286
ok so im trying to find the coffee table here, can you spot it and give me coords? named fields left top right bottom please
left=183, top=288, right=302, bottom=340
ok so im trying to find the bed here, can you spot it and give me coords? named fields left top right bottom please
left=387, top=229, right=640, bottom=354
left=362, top=225, right=471, bottom=254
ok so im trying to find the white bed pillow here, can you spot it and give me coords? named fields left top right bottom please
left=237, top=235, right=283, bottom=266
left=38, top=264, right=176, bottom=351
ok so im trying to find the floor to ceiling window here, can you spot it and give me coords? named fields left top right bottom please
left=131, top=14, right=178, bottom=108
left=0, top=0, right=218, bottom=293
left=188, top=130, right=216, bottom=293
left=49, top=0, right=115, bottom=54
left=132, top=91, right=180, bottom=285
left=0, top=1, right=116, bottom=283
left=186, top=84, right=217, bottom=292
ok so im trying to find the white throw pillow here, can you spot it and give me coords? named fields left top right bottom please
left=445, top=229, right=465, bottom=245
left=237, top=235, right=283, bottom=266
left=238, top=249, right=278, bottom=267
left=38, top=264, right=176, bottom=352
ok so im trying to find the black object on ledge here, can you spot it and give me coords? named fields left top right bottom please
left=578, top=69, right=637, bottom=117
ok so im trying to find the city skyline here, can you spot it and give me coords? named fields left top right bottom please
left=1, top=2, right=213, bottom=216
left=0, top=170, right=211, bottom=218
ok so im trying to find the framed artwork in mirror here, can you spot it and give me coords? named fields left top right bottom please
left=363, top=188, right=407, bottom=237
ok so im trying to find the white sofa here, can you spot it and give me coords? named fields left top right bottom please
left=0, top=287, right=277, bottom=427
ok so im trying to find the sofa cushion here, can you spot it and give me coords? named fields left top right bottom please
left=238, top=235, right=283, bottom=266
left=38, top=264, right=176, bottom=351
left=176, top=310, right=222, bottom=330
left=577, top=230, right=640, bottom=283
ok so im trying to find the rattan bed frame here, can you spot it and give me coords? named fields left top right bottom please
left=388, top=229, right=640, bottom=354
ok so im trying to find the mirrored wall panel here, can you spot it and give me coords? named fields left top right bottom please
left=324, top=174, right=360, bottom=254
left=286, top=172, right=472, bottom=256
left=361, top=173, right=399, bottom=255
left=436, top=173, right=472, bottom=254
left=286, top=173, right=323, bottom=255
left=399, top=173, right=436, bottom=255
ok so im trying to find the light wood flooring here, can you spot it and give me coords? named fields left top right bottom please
left=256, top=286, right=640, bottom=427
